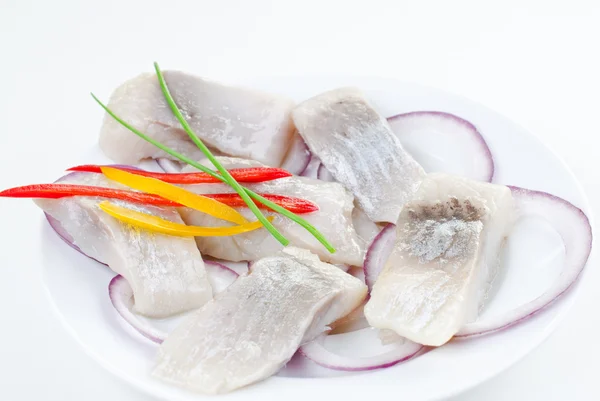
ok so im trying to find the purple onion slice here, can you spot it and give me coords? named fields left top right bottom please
left=281, top=134, right=312, bottom=175
left=457, top=186, right=592, bottom=337
left=204, top=260, right=240, bottom=293
left=108, top=275, right=167, bottom=344
left=45, top=213, right=107, bottom=265
left=363, top=224, right=396, bottom=291
left=317, top=164, right=335, bottom=182
left=299, top=329, right=423, bottom=372
left=108, top=260, right=241, bottom=344
left=388, top=111, right=494, bottom=183
left=300, top=156, right=321, bottom=179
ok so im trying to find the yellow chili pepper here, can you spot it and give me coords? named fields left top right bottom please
left=101, top=167, right=248, bottom=225
left=99, top=201, right=272, bottom=237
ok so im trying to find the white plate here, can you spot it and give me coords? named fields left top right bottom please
left=39, top=76, right=593, bottom=401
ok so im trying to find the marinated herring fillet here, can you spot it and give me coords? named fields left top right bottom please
left=365, top=173, right=515, bottom=346
left=179, top=157, right=366, bottom=266
left=153, top=247, right=367, bottom=394
left=36, top=172, right=212, bottom=317
left=99, top=71, right=296, bottom=167
left=292, top=87, right=426, bottom=223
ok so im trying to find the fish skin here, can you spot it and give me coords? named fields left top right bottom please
left=35, top=172, right=212, bottom=318
left=178, top=157, right=366, bottom=266
left=99, top=71, right=296, bottom=167
left=365, top=173, right=515, bottom=346
left=292, top=87, right=426, bottom=223
left=153, top=247, right=367, bottom=394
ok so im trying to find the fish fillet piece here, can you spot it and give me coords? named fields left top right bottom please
left=153, top=247, right=367, bottom=394
left=292, top=88, right=426, bottom=223
left=99, top=71, right=296, bottom=167
left=178, top=157, right=366, bottom=266
left=364, top=173, right=514, bottom=346
left=36, top=172, right=212, bottom=317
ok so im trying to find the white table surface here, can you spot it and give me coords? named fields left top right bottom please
left=1, top=1, right=599, bottom=400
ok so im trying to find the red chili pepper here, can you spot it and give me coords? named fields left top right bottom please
left=206, top=193, right=319, bottom=214
left=67, top=164, right=292, bottom=184
left=0, top=184, right=318, bottom=214
left=0, top=184, right=180, bottom=206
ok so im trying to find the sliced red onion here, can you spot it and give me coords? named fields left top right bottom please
left=456, top=186, right=592, bottom=338
left=45, top=213, right=107, bottom=265
left=281, top=134, right=312, bottom=175
left=299, top=328, right=423, bottom=371
left=109, top=275, right=167, bottom=344
left=300, top=156, right=321, bottom=179
left=317, top=164, right=335, bottom=182
left=387, top=111, right=494, bottom=183
left=363, top=223, right=396, bottom=290
left=109, top=262, right=241, bottom=344
left=156, top=158, right=184, bottom=173
left=204, top=260, right=240, bottom=293
left=207, top=259, right=250, bottom=276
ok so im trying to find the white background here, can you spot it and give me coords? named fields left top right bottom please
left=1, top=0, right=599, bottom=400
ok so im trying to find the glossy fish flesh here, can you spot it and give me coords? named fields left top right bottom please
left=364, top=173, right=514, bottom=346
left=99, top=71, right=296, bottom=167
left=36, top=172, right=212, bottom=317
left=179, top=157, right=366, bottom=266
left=153, top=247, right=367, bottom=393
left=292, top=88, right=426, bottom=223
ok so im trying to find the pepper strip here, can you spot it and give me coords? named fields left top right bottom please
left=0, top=184, right=179, bottom=206
left=100, top=167, right=247, bottom=225
left=68, top=164, right=292, bottom=184
left=207, top=193, right=318, bottom=214
left=99, top=201, right=272, bottom=237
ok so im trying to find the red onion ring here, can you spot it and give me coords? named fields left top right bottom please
left=108, top=275, right=167, bottom=344
left=300, top=156, right=321, bottom=179
left=109, top=260, right=240, bottom=344
left=317, top=164, right=335, bottom=182
left=388, top=111, right=494, bottom=183
left=456, top=186, right=592, bottom=337
left=363, top=223, right=396, bottom=291
left=299, top=329, right=423, bottom=371
left=204, top=260, right=240, bottom=293
left=281, top=134, right=312, bottom=175
left=206, top=259, right=250, bottom=276
left=45, top=213, right=107, bottom=265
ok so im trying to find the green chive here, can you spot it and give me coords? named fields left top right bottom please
left=91, top=92, right=336, bottom=253
left=152, top=62, right=287, bottom=246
